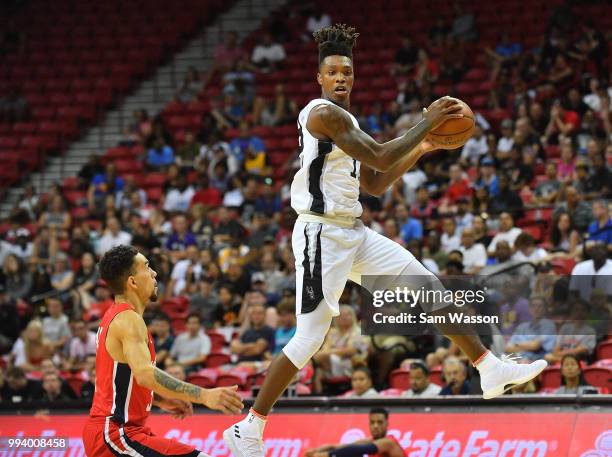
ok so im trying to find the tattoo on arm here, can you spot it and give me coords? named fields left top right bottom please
left=153, top=367, right=201, bottom=400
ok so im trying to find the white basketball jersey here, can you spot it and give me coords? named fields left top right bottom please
left=290, top=98, right=362, bottom=218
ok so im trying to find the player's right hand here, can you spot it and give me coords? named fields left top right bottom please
left=200, top=385, right=244, bottom=415
left=422, top=96, right=464, bottom=130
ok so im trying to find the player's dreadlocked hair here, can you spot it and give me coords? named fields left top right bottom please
left=313, top=23, right=359, bottom=64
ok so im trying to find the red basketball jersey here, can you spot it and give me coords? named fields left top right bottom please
left=89, top=303, right=155, bottom=426
left=374, top=435, right=406, bottom=457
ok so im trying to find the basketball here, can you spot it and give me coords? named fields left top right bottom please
left=429, top=99, right=475, bottom=149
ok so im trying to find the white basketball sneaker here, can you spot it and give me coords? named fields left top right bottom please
left=223, top=410, right=266, bottom=457
left=477, top=352, right=548, bottom=399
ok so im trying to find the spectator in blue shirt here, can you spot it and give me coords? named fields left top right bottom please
left=505, top=296, right=557, bottom=361
left=255, top=180, right=282, bottom=217
left=269, top=297, right=296, bottom=356
left=165, top=214, right=197, bottom=258
left=587, top=200, right=612, bottom=249
left=229, top=121, right=265, bottom=165
left=400, top=210, right=423, bottom=245
left=88, top=163, right=124, bottom=212
left=476, top=157, right=499, bottom=197
left=147, top=139, right=175, bottom=169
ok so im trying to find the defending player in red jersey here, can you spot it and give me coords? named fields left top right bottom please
left=304, top=408, right=405, bottom=457
left=83, top=245, right=243, bottom=457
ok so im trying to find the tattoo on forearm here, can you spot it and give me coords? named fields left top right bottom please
left=154, top=368, right=201, bottom=400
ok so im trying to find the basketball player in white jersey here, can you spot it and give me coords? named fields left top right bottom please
left=224, top=24, right=547, bottom=457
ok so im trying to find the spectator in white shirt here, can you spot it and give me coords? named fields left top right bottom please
left=496, top=119, right=514, bottom=155
left=163, top=175, right=195, bottom=213
left=459, top=227, right=487, bottom=274
left=569, top=243, right=612, bottom=301
left=167, top=245, right=203, bottom=296
left=460, top=124, right=488, bottom=166
left=306, top=11, right=331, bottom=35
left=488, top=212, right=522, bottom=255
left=168, top=314, right=211, bottom=374
left=440, top=218, right=461, bottom=253
left=67, top=319, right=97, bottom=371
left=41, top=297, right=71, bottom=352
left=344, top=366, right=379, bottom=398
left=583, top=77, right=612, bottom=113
left=251, top=33, right=286, bottom=73
left=403, top=361, right=442, bottom=397
left=96, top=217, right=132, bottom=256
left=512, top=232, right=548, bottom=263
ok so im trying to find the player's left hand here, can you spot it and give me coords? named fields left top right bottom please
left=158, top=398, right=194, bottom=419
left=420, top=136, right=438, bottom=154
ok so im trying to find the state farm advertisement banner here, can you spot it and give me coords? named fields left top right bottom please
left=0, top=412, right=610, bottom=457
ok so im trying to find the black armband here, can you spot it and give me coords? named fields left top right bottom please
left=329, top=443, right=378, bottom=457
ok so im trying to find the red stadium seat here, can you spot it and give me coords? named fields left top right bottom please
left=380, top=388, right=403, bottom=397
left=389, top=369, right=411, bottom=390
left=540, top=367, right=561, bottom=389
left=596, top=341, right=612, bottom=361
left=206, top=332, right=226, bottom=351
left=429, top=368, right=443, bottom=386
left=187, top=374, right=215, bottom=388
left=216, top=373, right=246, bottom=389
left=205, top=352, right=231, bottom=368
left=583, top=367, right=612, bottom=390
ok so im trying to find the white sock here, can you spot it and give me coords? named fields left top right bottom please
left=239, top=408, right=267, bottom=437
left=474, top=350, right=501, bottom=374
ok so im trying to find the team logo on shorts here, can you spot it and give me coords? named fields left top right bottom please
left=306, top=285, right=315, bottom=300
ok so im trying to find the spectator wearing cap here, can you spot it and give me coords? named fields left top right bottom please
left=460, top=125, right=488, bottom=166
left=475, top=157, right=499, bottom=197
left=505, top=296, right=556, bottom=362
left=168, top=313, right=211, bottom=373
left=459, top=227, right=487, bottom=274
left=403, top=361, right=442, bottom=396
left=231, top=302, right=275, bottom=364
left=587, top=200, right=612, bottom=249
left=41, top=297, right=71, bottom=352
left=96, top=218, right=132, bottom=256
left=487, top=212, right=522, bottom=254
left=534, top=162, right=561, bottom=205
left=553, top=185, right=593, bottom=233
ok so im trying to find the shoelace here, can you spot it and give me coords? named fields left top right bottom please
left=501, top=353, right=521, bottom=364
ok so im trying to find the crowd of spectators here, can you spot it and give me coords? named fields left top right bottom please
left=0, top=3, right=611, bottom=404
